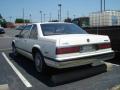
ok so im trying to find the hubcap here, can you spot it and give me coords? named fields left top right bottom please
left=35, top=53, right=42, bottom=72
left=12, top=45, right=16, bottom=55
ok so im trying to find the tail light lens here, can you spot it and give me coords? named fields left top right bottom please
left=56, top=46, right=80, bottom=54
left=98, top=43, right=111, bottom=49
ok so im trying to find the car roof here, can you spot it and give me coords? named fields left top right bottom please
left=21, top=22, right=73, bottom=27
left=0, top=27, right=4, bottom=30
left=31, top=22, right=72, bottom=25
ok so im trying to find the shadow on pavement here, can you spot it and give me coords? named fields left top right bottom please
left=107, top=52, right=120, bottom=65
left=9, top=53, right=107, bottom=87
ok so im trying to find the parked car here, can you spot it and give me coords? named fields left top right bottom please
left=0, top=27, right=5, bottom=34
left=12, top=22, right=114, bottom=73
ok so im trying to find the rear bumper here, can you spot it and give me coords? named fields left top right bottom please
left=44, top=52, right=115, bottom=69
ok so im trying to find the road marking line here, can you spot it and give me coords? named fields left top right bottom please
left=0, top=37, right=12, bottom=39
left=2, top=52, right=32, bottom=88
left=0, top=48, right=12, bottom=51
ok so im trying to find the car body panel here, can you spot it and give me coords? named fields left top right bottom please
left=43, top=34, right=110, bottom=47
left=0, top=28, right=5, bottom=34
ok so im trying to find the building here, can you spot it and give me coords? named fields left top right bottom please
left=90, top=10, right=120, bottom=27
left=72, top=17, right=89, bottom=27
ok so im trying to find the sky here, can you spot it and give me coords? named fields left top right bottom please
left=0, top=0, right=120, bottom=22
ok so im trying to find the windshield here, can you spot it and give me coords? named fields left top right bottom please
left=41, top=23, right=87, bottom=36
left=16, top=25, right=26, bottom=30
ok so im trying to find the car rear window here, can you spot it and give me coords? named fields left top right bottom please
left=41, top=23, right=87, bottom=36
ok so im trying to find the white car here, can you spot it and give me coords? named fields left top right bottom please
left=12, top=22, right=114, bottom=73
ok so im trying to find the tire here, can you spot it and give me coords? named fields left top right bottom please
left=34, top=52, right=47, bottom=73
left=12, top=44, right=18, bottom=57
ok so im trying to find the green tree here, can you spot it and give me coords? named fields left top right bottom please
left=0, top=14, right=3, bottom=19
left=15, top=18, right=24, bottom=23
left=0, top=14, right=7, bottom=27
left=64, top=18, right=72, bottom=23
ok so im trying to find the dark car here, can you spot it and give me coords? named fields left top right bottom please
left=0, top=28, right=5, bottom=34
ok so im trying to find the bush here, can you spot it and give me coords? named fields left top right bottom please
left=0, top=19, right=7, bottom=28
left=64, top=18, right=72, bottom=23
left=15, top=18, right=30, bottom=23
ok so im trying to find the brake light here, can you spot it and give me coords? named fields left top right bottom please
left=98, top=43, right=111, bottom=49
left=56, top=46, right=80, bottom=54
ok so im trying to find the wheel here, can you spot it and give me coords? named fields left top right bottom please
left=34, top=52, right=47, bottom=73
left=12, top=44, right=18, bottom=57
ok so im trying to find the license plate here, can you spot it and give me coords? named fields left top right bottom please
left=81, top=45, right=95, bottom=52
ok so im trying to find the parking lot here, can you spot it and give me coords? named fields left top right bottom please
left=0, top=29, right=120, bottom=90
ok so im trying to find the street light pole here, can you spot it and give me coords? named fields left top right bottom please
left=58, top=4, right=62, bottom=22
left=40, top=11, right=42, bottom=23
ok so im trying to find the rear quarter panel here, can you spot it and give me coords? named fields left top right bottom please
left=38, top=38, right=57, bottom=58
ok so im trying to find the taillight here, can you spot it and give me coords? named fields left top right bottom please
left=56, top=46, right=80, bottom=54
left=98, top=43, right=111, bottom=49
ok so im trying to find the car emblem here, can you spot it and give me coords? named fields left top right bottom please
left=87, top=39, right=90, bottom=42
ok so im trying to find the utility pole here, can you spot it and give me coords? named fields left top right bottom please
left=58, top=10, right=60, bottom=21
left=104, top=0, right=105, bottom=11
left=73, top=14, right=76, bottom=19
left=40, top=11, right=42, bottom=23
left=67, top=10, right=69, bottom=18
left=43, top=13, right=46, bottom=22
left=58, top=4, right=62, bottom=22
left=100, top=0, right=106, bottom=12
left=9, top=16, right=12, bottom=22
left=23, top=8, right=25, bottom=24
left=101, top=0, right=103, bottom=12
left=29, top=14, right=32, bottom=23
left=49, top=13, right=52, bottom=21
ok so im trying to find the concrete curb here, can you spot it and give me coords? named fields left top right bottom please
left=105, top=62, right=113, bottom=71
left=110, top=85, right=120, bottom=90
left=0, top=84, right=9, bottom=90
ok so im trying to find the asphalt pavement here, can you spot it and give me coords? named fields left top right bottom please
left=0, top=51, right=120, bottom=90
left=0, top=28, right=19, bottom=50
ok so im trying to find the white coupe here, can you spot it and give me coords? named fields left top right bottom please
left=12, top=22, right=114, bottom=73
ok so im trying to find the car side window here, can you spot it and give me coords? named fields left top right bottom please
left=20, top=25, right=32, bottom=38
left=29, top=24, right=38, bottom=39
